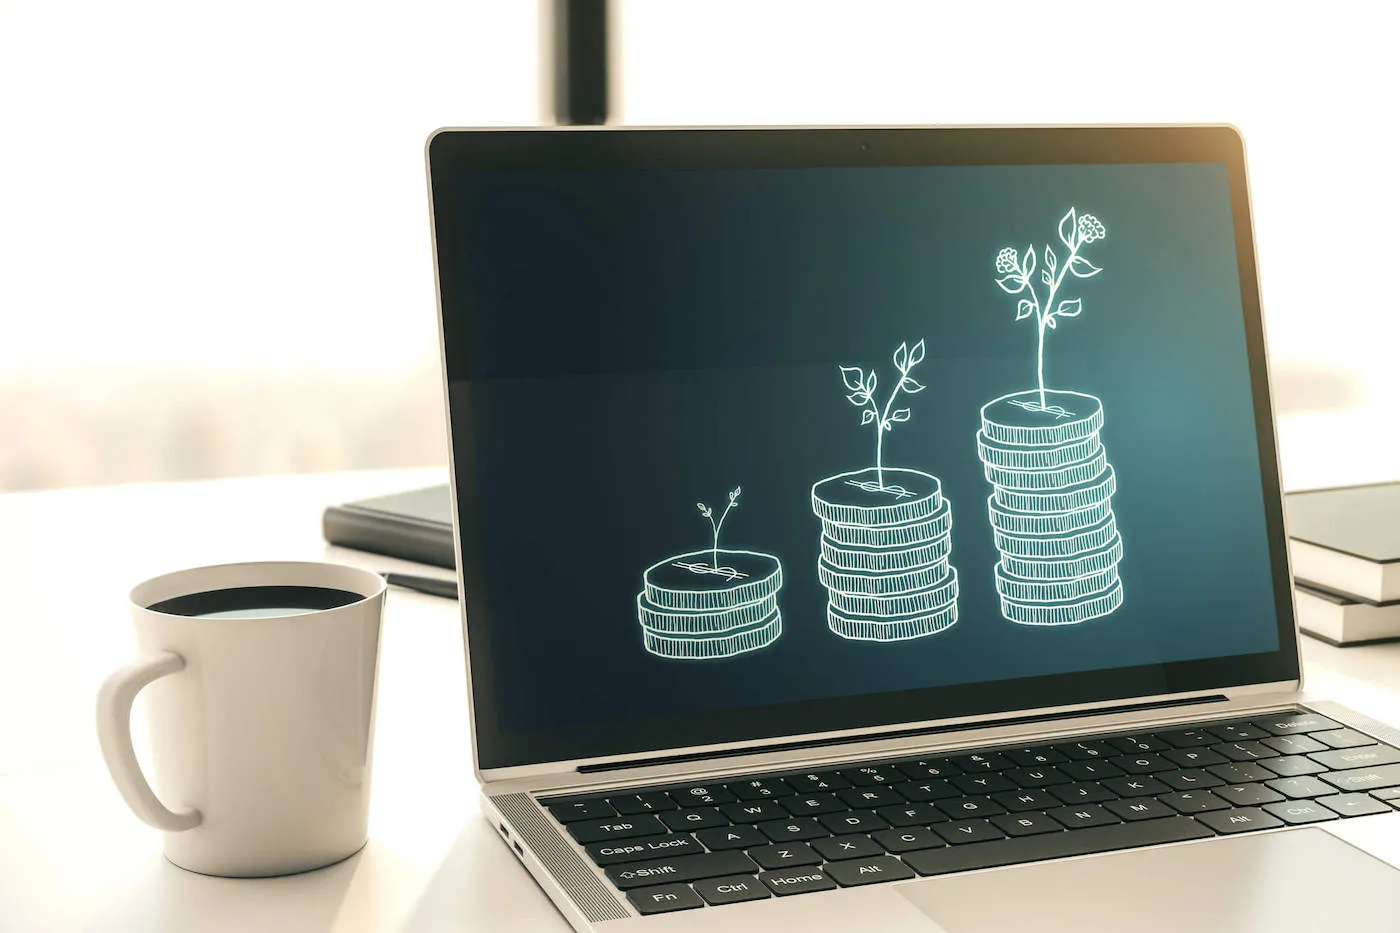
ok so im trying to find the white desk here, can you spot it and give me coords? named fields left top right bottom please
left=2, top=447, right=1399, bottom=932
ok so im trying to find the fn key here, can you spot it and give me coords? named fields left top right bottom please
left=627, top=884, right=703, bottom=915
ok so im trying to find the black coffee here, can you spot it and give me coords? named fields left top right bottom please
left=147, top=585, right=363, bottom=619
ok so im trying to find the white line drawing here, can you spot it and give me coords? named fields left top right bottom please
left=811, top=340, right=960, bottom=641
left=979, top=208, right=1125, bottom=626
left=636, top=487, right=784, bottom=659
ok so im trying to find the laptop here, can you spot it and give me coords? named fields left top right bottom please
left=425, top=126, right=1400, bottom=932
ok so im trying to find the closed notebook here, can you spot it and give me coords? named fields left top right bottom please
left=322, top=484, right=455, bottom=569
left=1286, top=483, right=1400, bottom=602
left=1294, top=581, right=1400, bottom=646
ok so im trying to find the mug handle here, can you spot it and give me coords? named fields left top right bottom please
left=96, top=651, right=203, bottom=831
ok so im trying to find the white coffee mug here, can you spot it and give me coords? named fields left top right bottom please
left=96, top=561, right=387, bottom=877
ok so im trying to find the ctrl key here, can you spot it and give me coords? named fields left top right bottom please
left=760, top=866, right=838, bottom=896
left=628, top=884, right=704, bottom=915
left=693, top=875, right=771, bottom=906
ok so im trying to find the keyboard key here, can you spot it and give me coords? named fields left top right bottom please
left=1049, top=782, right=1117, bottom=804
left=721, top=801, right=790, bottom=823
left=818, top=811, right=888, bottom=834
left=1371, top=787, right=1400, bottom=804
left=1060, top=761, right=1124, bottom=781
left=838, top=786, right=905, bottom=809
left=895, top=780, right=960, bottom=802
left=693, top=874, right=769, bottom=906
left=1208, top=722, right=1271, bottom=742
left=872, top=826, right=946, bottom=852
left=1160, top=729, right=1217, bottom=748
left=628, top=884, right=704, bottom=915
left=1047, top=805, right=1120, bottom=829
left=842, top=765, right=905, bottom=786
left=1104, top=798, right=1177, bottom=821
left=1110, top=754, right=1174, bottom=774
left=1214, top=783, right=1284, bottom=807
left=606, top=850, right=758, bottom=889
left=759, top=866, right=838, bottom=896
left=937, top=796, right=1006, bottom=819
left=1313, top=728, right=1375, bottom=749
left=1317, top=793, right=1394, bottom=818
left=1310, top=745, right=1400, bottom=770
left=905, top=817, right=1212, bottom=876
left=953, top=773, right=1018, bottom=795
left=1164, top=747, right=1228, bottom=769
left=1253, top=712, right=1342, bottom=735
left=896, top=759, right=961, bottom=780
left=660, top=808, right=728, bottom=832
left=1108, top=735, right=1170, bottom=754
left=1260, top=755, right=1328, bottom=777
left=1006, top=767, right=1071, bottom=788
left=1101, top=776, right=1170, bottom=798
left=609, top=792, right=677, bottom=815
left=1267, top=776, right=1336, bottom=798
left=786, top=772, right=850, bottom=793
left=876, top=802, right=948, bottom=826
left=747, top=842, right=821, bottom=870
left=568, top=815, right=667, bottom=844
left=935, top=819, right=1006, bottom=845
left=827, top=855, right=915, bottom=887
left=728, top=778, right=793, bottom=800
left=1195, top=807, right=1284, bottom=834
left=1159, top=791, right=1230, bottom=813
left=1206, top=762, right=1275, bottom=784
left=994, top=789, right=1062, bottom=812
left=586, top=834, right=704, bottom=865
left=695, top=825, right=767, bottom=851
left=812, top=834, right=885, bottom=861
left=782, top=793, right=846, bottom=816
left=1263, top=800, right=1339, bottom=825
left=1262, top=734, right=1326, bottom=756
left=1055, top=741, right=1116, bottom=760
left=1213, top=742, right=1277, bottom=761
left=991, top=812, right=1064, bottom=836
left=548, top=799, right=617, bottom=822
left=1320, top=763, right=1400, bottom=793
left=949, top=752, right=1013, bottom=772
left=668, top=786, right=736, bottom=807
left=758, top=817, right=829, bottom=842
left=1159, top=769, right=1225, bottom=790
left=1007, top=747, right=1069, bottom=766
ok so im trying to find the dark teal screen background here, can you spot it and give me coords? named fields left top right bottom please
left=449, top=163, right=1282, bottom=734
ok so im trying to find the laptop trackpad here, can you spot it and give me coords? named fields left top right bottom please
left=900, top=829, right=1400, bottom=933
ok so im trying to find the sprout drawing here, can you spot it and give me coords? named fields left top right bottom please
left=839, top=339, right=927, bottom=492
left=696, top=486, right=742, bottom=568
left=994, top=207, right=1107, bottom=412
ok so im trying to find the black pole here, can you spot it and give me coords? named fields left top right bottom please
left=552, top=0, right=609, bottom=125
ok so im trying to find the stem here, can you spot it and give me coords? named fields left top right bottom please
left=874, top=375, right=907, bottom=490
left=711, top=502, right=734, bottom=567
left=1030, top=233, right=1082, bottom=408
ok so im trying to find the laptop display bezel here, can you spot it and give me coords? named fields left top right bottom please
left=428, top=125, right=1299, bottom=774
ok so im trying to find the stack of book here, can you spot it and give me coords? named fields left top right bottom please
left=1287, top=482, right=1400, bottom=646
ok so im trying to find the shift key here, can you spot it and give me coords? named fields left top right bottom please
left=1321, top=763, right=1400, bottom=793
left=607, top=851, right=758, bottom=889
left=568, top=814, right=666, bottom=845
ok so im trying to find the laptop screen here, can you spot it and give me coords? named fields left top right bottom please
left=430, top=128, right=1296, bottom=771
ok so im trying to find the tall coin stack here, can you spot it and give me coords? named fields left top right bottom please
left=978, top=390, right=1124, bottom=625
left=812, top=467, right=959, bottom=641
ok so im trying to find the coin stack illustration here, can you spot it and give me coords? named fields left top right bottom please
left=982, top=207, right=1125, bottom=625
left=812, top=340, right=960, bottom=641
left=636, top=487, right=785, bottom=659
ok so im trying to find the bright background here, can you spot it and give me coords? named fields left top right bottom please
left=2, top=0, right=1393, bottom=491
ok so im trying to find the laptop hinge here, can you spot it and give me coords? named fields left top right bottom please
left=578, top=693, right=1234, bottom=774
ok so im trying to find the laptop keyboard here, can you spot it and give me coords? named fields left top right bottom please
left=538, top=711, right=1400, bottom=915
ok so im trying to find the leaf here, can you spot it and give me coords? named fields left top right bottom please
left=697, top=502, right=712, bottom=517
left=1015, top=298, right=1034, bottom=321
left=891, top=408, right=911, bottom=423
left=908, top=338, right=926, bottom=367
left=839, top=365, right=865, bottom=392
left=900, top=376, right=926, bottom=393
left=893, top=341, right=908, bottom=372
left=882, top=421, right=894, bottom=431
left=865, top=371, right=878, bottom=395
left=1056, top=298, right=1083, bottom=318
left=846, top=391, right=868, bottom=407
left=1041, top=269, right=1052, bottom=286
left=730, top=486, right=742, bottom=502
left=995, top=274, right=1025, bottom=294
left=861, top=409, right=876, bottom=425
left=1022, top=244, right=1036, bottom=277
left=1043, top=246, right=1057, bottom=272
left=1069, top=255, right=1102, bottom=278
left=1045, top=316, right=1058, bottom=329
left=1059, top=207, right=1077, bottom=248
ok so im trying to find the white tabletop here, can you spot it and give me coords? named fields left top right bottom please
left=2, top=432, right=1399, bottom=932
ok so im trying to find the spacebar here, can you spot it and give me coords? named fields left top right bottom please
left=903, top=817, right=1213, bottom=877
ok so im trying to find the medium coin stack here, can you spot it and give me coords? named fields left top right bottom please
left=636, top=550, right=783, bottom=659
left=811, top=467, right=959, bottom=641
left=978, top=390, right=1124, bottom=625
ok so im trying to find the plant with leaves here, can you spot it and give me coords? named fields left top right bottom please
left=994, top=207, right=1107, bottom=411
left=696, top=487, right=742, bottom=568
left=839, top=339, right=927, bottom=492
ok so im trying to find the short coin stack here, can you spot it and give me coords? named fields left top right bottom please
left=811, top=467, right=959, bottom=641
left=636, top=550, right=783, bottom=659
left=978, top=390, right=1124, bottom=625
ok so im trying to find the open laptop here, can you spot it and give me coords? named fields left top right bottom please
left=426, top=126, right=1400, bottom=933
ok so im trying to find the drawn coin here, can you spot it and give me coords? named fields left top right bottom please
left=811, top=468, right=942, bottom=526
left=998, top=534, right=1122, bottom=580
left=826, top=599, right=958, bottom=641
left=818, top=556, right=951, bottom=597
left=819, top=534, right=950, bottom=573
left=642, top=550, right=782, bottom=612
left=994, top=563, right=1120, bottom=604
left=827, top=567, right=959, bottom=618
left=980, top=389, right=1104, bottom=446
left=635, top=591, right=779, bottom=635
left=977, top=431, right=1101, bottom=470
left=993, top=513, right=1117, bottom=558
left=999, top=580, right=1124, bottom=626
left=984, top=446, right=1108, bottom=491
left=822, top=498, right=952, bottom=548
left=986, top=496, right=1111, bottom=537
left=640, top=610, right=783, bottom=660
left=992, top=464, right=1115, bottom=514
